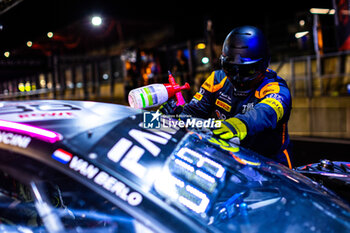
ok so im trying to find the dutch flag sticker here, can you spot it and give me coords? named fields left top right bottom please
left=52, top=149, right=73, bottom=164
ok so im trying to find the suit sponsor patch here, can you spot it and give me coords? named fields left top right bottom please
left=255, top=82, right=280, bottom=99
left=215, top=99, right=231, bottom=112
left=260, top=97, right=284, bottom=121
left=194, top=92, right=203, bottom=101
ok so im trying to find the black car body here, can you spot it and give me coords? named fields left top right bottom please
left=0, top=100, right=350, bottom=233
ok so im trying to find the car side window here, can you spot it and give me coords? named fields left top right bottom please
left=0, top=171, right=43, bottom=232
left=0, top=157, right=154, bottom=233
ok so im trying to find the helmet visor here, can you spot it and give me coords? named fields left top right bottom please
left=221, top=55, right=263, bottom=78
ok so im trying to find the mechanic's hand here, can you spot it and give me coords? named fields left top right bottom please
left=159, top=98, right=184, bottom=116
left=212, top=117, right=247, bottom=141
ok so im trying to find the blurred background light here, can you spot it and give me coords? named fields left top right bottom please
left=201, top=57, right=209, bottom=64
left=47, top=32, right=53, bottom=38
left=18, top=83, right=24, bottom=92
left=25, top=81, right=31, bottom=92
left=4, top=51, right=10, bottom=58
left=295, top=31, right=309, bottom=39
left=310, top=8, right=335, bottom=15
left=26, top=41, right=32, bottom=47
left=91, top=16, right=102, bottom=26
left=196, top=43, right=206, bottom=50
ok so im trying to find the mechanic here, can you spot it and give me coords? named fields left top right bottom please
left=161, top=26, right=293, bottom=168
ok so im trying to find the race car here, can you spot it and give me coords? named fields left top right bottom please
left=0, top=100, right=349, bottom=233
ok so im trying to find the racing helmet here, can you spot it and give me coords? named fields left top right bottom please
left=220, top=26, right=270, bottom=96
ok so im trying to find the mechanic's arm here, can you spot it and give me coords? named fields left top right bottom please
left=182, top=72, right=218, bottom=119
left=181, top=87, right=214, bottom=119
left=213, top=84, right=291, bottom=140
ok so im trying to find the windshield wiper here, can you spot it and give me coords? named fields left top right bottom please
left=211, top=188, right=282, bottom=223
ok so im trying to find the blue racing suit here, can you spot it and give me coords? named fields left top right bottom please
left=183, top=69, right=293, bottom=168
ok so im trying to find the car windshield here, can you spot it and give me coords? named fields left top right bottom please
left=150, top=131, right=350, bottom=232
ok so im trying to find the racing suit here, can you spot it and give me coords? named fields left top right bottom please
left=182, top=69, right=293, bottom=168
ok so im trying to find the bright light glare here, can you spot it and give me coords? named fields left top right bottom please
left=196, top=43, right=206, bottom=49
left=310, top=8, right=335, bottom=15
left=295, top=31, right=309, bottom=39
left=329, top=9, right=335, bottom=15
left=47, top=32, right=54, bottom=38
left=18, top=83, right=25, bottom=92
left=25, top=82, right=31, bottom=92
left=91, top=16, right=102, bottom=26
left=4, top=51, right=10, bottom=58
left=27, top=41, right=33, bottom=47
left=38, top=105, right=52, bottom=111
left=201, top=57, right=209, bottom=64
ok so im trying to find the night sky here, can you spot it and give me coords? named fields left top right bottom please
left=0, top=0, right=336, bottom=57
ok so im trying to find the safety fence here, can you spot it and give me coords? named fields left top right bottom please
left=270, top=50, right=350, bottom=98
left=1, top=50, right=350, bottom=102
left=1, top=50, right=350, bottom=139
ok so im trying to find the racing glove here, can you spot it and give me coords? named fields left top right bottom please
left=159, top=98, right=184, bottom=116
left=212, top=117, right=247, bottom=141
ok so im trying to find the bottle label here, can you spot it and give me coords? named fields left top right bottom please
left=129, top=84, right=168, bottom=109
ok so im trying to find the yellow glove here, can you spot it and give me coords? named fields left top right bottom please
left=212, top=117, right=247, bottom=141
